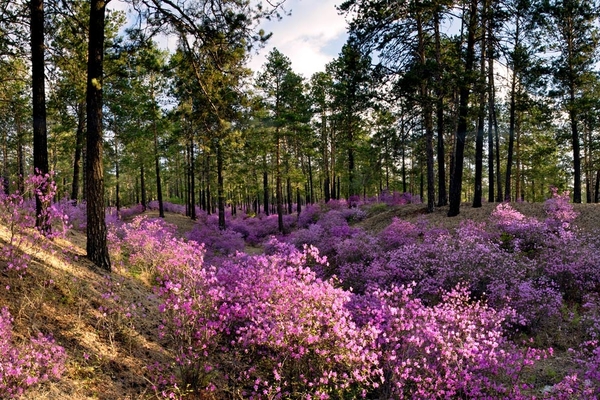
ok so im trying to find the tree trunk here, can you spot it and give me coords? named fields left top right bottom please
left=505, top=68, right=517, bottom=202
left=287, top=176, right=293, bottom=214
left=595, top=169, right=599, bottom=203
left=140, top=164, right=146, bottom=211
left=473, top=13, right=486, bottom=208
left=276, top=131, right=284, bottom=233
left=448, top=0, right=478, bottom=217
left=263, top=170, right=269, bottom=215
left=86, top=0, right=110, bottom=270
left=31, top=0, right=50, bottom=232
left=189, top=137, right=196, bottom=220
left=153, top=121, right=164, bottom=218
left=435, top=13, right=447, bottom=207
left=114, top=136, right=120, bottom=211
left=570, top=91, right=582, bottom=203
left=72, top=102, right=85, bottom=202
left=307, top=154, right=314, bottom=204
left=417, top=14, right=435, bottom=213
left=2, top=127, right=8, bottom=194
left=296, top=187, right=301, bottom=216
left=217, top=142, right=226, bottom=230
left=487, top=22, right=495, bottom=203
left=205, top=154, right=211, bottom=215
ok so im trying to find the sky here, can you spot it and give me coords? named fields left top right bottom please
left=247, top=0, right=349, bottom=78
left=108, top=0, right=349, bottom=79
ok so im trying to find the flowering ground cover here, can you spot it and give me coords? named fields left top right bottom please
left=2, top=176, right=600, bottom=398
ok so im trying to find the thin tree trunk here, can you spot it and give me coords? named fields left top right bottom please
left=276, top=130, right=284, bottom=233
left=287, top=177, right=292, bottom=214
left=505, top=68, right=517, bottom=202
left=474, top=12, right=486, bottom=208
left=189, top=136, right=196, bottom=220
left=494, top=103, right=502, bottom=202
left=140, top=163, right=146, bottom=211
left=417, top=14, right=435, bottom=213
left=487, top=21, right=495, bottom=203
left=448, top=0, right=478, bottom=217
left=308, top=155, right=314, bottom=204
left=435, top=12, right=447, bottom=207
left=263, top=169, right=269, bottom=215
left=16, top=106, right=24, bottom=193
left=153, top=116, right=164, bottom=218
left=205, top=153, right=211, bottom=215
left=114, top=136, right=120, bottom=211
left=595, top=169, right=599, bottom=203
left=2, top=126, right=7, bottom=194
left=217, top=142, right=226, bottom=230
left=72, top=102, right=85, bottom=202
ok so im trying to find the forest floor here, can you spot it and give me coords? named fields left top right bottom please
left=1, top=201, right=598, bottom=399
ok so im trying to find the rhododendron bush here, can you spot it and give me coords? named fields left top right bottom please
left=102, top=188, right=600, bottom=398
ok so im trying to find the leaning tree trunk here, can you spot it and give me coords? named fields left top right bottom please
left=85, top=0, right=110, bottom=270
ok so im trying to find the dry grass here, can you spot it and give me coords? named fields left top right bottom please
left=0, top=229, right=169, bottom=399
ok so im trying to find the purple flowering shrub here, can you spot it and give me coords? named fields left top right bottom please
left=350, top=284, right=550, bottom=398
left=109, top=215, right=202, bottom=275
left=297, top=204, right=322, bottom=228
left=378, top=190, right=421, bottom=206
left=544, top=187, right=579, bottom=235
left=154, top=240, right=381, bottom=398
left=118, top=204, right=146, bottom=220
left=377, top=217, right=421, bottom=251
left=0, top=307, right=66, bottom=398
left=186, top=222, right=245, bottom=259
left=0, top=172, right=70, bottom=276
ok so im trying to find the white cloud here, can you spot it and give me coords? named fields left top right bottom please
left=249, top=0, right=349, bottom=78
left=108, top=0, right=348, bottom=78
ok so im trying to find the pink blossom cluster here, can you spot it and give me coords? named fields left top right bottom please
left=0, top=172, right=70, bottom=276
left=0, top=307, right=66, bottom=398
left=104, top=189, right=600, bottom=397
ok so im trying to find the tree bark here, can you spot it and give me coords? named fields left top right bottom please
left=505, top=61, right=518, bottom=202
left=31, top=0, right=50, bottom=232
left=72, top=102, right=85, bottom=202
left=448, top=0, right=478, bottom=217
left=474, top=10, right=486, bottom=208
left=217, top=142, right=226, bottom=230
left=86, top=0, right=110, bottom=270
left=189, top=136, right=196, bottom=220
left=140, top=163, right=146, bottom=211
left=114, top=135, right=120, bottom=211
left=435, top=12, right=447, bottom=207
left=487, top=19, right=495, bottom=203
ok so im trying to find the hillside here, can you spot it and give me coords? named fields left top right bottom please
left=1, top=201, right=599, bottom=399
